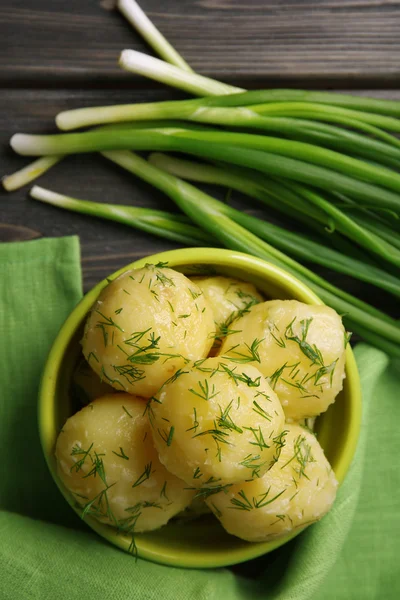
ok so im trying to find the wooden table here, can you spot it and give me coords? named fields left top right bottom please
left=1, top=0, right=400, bottom=301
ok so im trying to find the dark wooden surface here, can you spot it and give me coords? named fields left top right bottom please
left=2, top=0, right=400, bottom=86
left=1, top=0, right=400, bottom=297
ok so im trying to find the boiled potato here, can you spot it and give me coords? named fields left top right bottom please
left=82, top=265, right=215, bottom=398
left=150, top=357, right=285, bottom=486
left=55, top=394, right=194, bottom=533
left=191, top=276, right=263, bottom=341
left=219, top=300, right=346, bottom=420
left=206, top=424, right=338, bottom=542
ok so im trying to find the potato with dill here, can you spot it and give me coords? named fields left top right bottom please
left=55, top=394, right=195, bottom=535
left=206, top=423, right=338, bottom=542
left=219, top=300, right=347, bottom=421
left=149, top=357, right=285, bottom=486
left=191, top=276, right=263, bottom=342
left=82, top=264, right=215, bottom=398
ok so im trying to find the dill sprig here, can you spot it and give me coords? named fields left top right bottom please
left=229, top=486, right=286, bottom=511
left=158, top=424, right=175, bottom=446
left=222, top=338, right=264, bottom=363
left=70, top=443, right=94, bottom=473
left=193, top=466, right=203, bottom=479
left=216, top=296, right=259, bottom=339
left=252, top=400, right=272, bottom=421
left=280, top=434, right=315, bottom=479
left=244, top=425, right=270, bottom=451
left=269, top=323, right=286, bottom=348
left=217, top=362, right=260, bottom=387
left=217, top=399, right=243, bottom=433
left=160, top=481, right=169, bottom=499
left=193, top=483, right=232, bottom=500
left=113, top=363, right=146, bottom=386
left=122, top=405, right=133, bottom=418
left=270, top=430, right=288, bottom=467
left=186, top=407, right=199, bottom=433
left=193, top=428, right=231, bottom=445
left=112, top=447, right=130, bottom=460
left=131, top=462, right=153, bottom=488
left=239, top=453, right=267, bottom=478
left=95, top=310, right=124, bottom=332
left=230, top=489, right=253, bottom=511
left=188, top=378, right=220, bottom=402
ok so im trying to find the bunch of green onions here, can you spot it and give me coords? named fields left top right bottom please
left=3, top=0, right=400, bottom=356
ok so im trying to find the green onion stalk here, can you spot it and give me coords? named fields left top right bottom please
left=117, top=48, right=400, bottom=118
left=54, top=97, right=400, bottom=172
left=2, top=155, right=63, bottom=191
left=117, top=0, right=193, bottom=73
left=147, top=153, right=400, bottom=299
left=101, top=150, right=400, bottom=354
left=11, top=129, right=400, bottom=212
left=11, top=128, right=400, bottom=269
left=30, top=185, right=214, bottom=247
left=29, top=151, right=400, bottom=352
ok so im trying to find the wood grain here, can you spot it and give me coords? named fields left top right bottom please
left=1, top=0, right=400, bottom=86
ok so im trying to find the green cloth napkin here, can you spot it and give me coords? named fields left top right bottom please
left=0, top=236, right=398, bottom=600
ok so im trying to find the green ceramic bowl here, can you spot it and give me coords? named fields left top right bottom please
left=38, top=248, right=361, bottom=569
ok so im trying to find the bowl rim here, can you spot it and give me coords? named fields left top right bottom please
left=38, top=247, right=362, bottom=569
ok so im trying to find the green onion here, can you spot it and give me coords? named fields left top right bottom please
left=275, top=179, right=400, bottom=269
left=11, top=129, right=400, bottom=215
left=2, top=155, right=63, bottom=191
left=350, top=213, right=400, bottom=251
left=149, top=153, right=400, bottom=298
left=119, top=50, right=242, bottom=97
left=30, top=185, right=214, bottom=247
left=98, top=150, right=400, bottom=352
left=6, top=2, right=400, bottom=358
left=117, top=0, right=193, bottom=72
left=250, top=102, right=400, bottom=134
left=116, top=47, right=400, bottom=122
left=2, top=121, right=214, bottom=191
left=55, top=101, right=400, bottom=175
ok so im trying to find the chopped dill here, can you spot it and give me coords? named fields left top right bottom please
left=95, top=310, right=124, bottom=332
left=189, top=379, right=220, bottom=402
left=87, top=351, right=99, bottom=364
left=193, top=483, right=232, bottom=500
left=252, top=400, right=272, bottom=421
left=217, top=400, right=243, bottom=434
left=239, top=453, right=266, bottom=478
left=222, top=338, right=263, bottom=364
left=160, top=481, right=169, bottom=500
left=186, top=407, right=199, bottom=433
left=112, top=447, right=129, bottom=460
left=230, top=489, right=253, bottom=511
left=244, top=425, right=270, bottom=451
left=122, top=405, right=133, bottom=418
left=188, top=287, right=203, bottom=300
left=158, top=425, right=175, bottom=446
left=193, top=467, right=203, bottom=479
left=131, top=462, right=152, bottom=488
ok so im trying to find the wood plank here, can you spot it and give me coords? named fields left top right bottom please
left=1, top=1, right=400, bottom=86
left=1, top=87, right=399, bottom=319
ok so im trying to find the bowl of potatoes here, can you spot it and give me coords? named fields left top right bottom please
left=39, top=247, right=361, bottom=569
